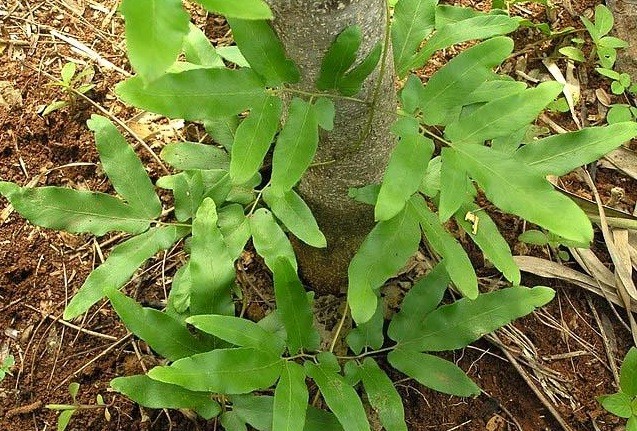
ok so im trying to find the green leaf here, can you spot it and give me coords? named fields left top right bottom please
left=0, top=183, right=149, bottom=236
left=230, top=95, right=282, bottom=185
left=270, top=98, right=319, bottom=195
left=599, top=36, right=630, bottom=49
left=594, top=4, right=614, bottom=36
left=63, top=225, right=188, bottom=319
left=116, top=68, right=265, bottom=121
left=111, top=375, right=221, bottom=419
left=434, top=4, right=484, bottom=27
left=621, top=348, right=637, bottom=397
left=231, top=395, right=344, bottom=431
left=463, top=79, right=528, bottom=105
left=400, top=75, right=424, bottom=115
left=57, top=409, right=75, bottom=431
left=218, top=204, right=252, bottom=259
left=348, top=207, right=421, bottom=324
left=193, top=0, right=272, bottom=19
left=120, top=0, right=189, bottom=82
left=445, top=81, right=563, bottom=144
left=598, top=392, right=633, bottom=418
left=228, top=19, right=299, bottom=86
left=263, top=187, right=326, bottom=248
left=205, top=116, right=240, bottom=151
left=407, top=15, right=519, bottom=74
left=559, top=46, right=585, bottom=62
left=359, top=358, right=407, bottom=431
left=514, top=123, right=637, bottom=176
left=148, top=347, right=283, bottom=393
left=273, top=362, right=308, bottom=431
left=313, top=98, right=335, bottom=131
left=183, top=23, right=225, bottom=68
left=420, top=156, right=441, bottom=197
left=60, top=62, right=76, bottom=84
left=347, top=298, right=384, bottom=355
left=455, top=203, right=520, bottom=284
left=388, top=348, right=480, bottom=396
left=88, top=115, right=162, bottom=219
left=388, top=263, right=450, bottom=342
left=221, top=411, right=249, bottom=431
left=439, top=148, right=473, bottom=221
left=348, top=184, right=380, bottom=205
left=167, top=262, right=192, bottom=314
left=304, top=362, right=370, bottom=431
left=272, top=257, right=320, bottom=353
left=409, top=196, right=477, bottom=299
left=375, top=133, right=433, bottom=221
left=190, top=198, right=235, bottom=315
left=418, top=37, right=514, bottom=126
left=453, top=144, right=594, bottom=244
left=338, top=43, right=382, bottom=96
left=399, top=286, right=555, bottom=351
left=161, top=142, right=229, bottom=171
left=186, top=315, right=286, bottom=356
left=106, top=288, right=214, bottom=361
left=158, top=170, right=230, bottom=221
left=392, top=0, right=437, bottom=77
left=216, top=46, right=251, bottom=67
left=317, top=26, right=361, bottom=91
left=628, top=416, right=637, bottom=431
left=250, top=208, right=297, bottom=271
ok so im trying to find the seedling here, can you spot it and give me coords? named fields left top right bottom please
left=46, top=383, right=110, bottom=431
left=598, top=348, right=637, bottom=430
left=607, top=104, right=637, bottom=124
left=41, top=61, right=95, bottom=116
left=0, top=355, right=14, bottom=382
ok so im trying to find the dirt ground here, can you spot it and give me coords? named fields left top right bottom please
left=1, top=0, right=636, bottom=430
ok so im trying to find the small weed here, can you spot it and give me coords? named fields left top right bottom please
left=41, top=62, right=95, bottom=116
left=46, top=383, right=110, bottom=431
left=598, top=348, right=637, bottom=431
left=0, top=355, right=15, bottom=382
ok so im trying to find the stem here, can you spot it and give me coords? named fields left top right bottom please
left=328, top=300, right=350, bottom=353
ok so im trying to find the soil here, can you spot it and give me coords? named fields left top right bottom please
left=1, top=0, right=636, bottom=430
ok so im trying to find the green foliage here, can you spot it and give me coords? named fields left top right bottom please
left=0, top=355, right=14, bottom=382
left=42, top=61, right=95, bottom=116
left=4, top=2, right=637, bottom=431
left=46, top=383, right=110, bottom=431
left=598, top=348, right=637, bottom=426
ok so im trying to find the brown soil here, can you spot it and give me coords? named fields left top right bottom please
left=1, top=0, right=636, bottom=430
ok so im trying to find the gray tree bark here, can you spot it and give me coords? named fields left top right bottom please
left=264, top=0, right=397, bottom=294
left=608, top=0, right=637, bottom=81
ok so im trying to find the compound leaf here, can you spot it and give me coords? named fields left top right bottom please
left=514, top=122, right=637, bottom=176
left=161, top=142, right=229, bottom=171
left=273, top=362, right=308, bottom=431
left=409, top=196, right=477, bottom=299
left=388, top=263, right=449, bottom=342
left=270, top=98, right=319, bottom=195
left=106, top=289, right=214, bottom=361
left=111, top=375, right=221, bottom=419
left=120, top=0, right=189, bottom=82
left=272, top=257, right=320, bottom=353
left=388, top=349, right=480, bottom=396
left=263, top=187, right=326, bottom=248
left=187, top=315, right=286, bottom=356
left=399, top=286, right=555, bottom=351
left=89, top=115, right=162, bottom=219
left=359, top=358, right=407, bottom=431
left=375, top=133, right=433, bottom=221
left=418, top=37, right=513, bottom=126
left=453, top=144, right=593, bottom=244
left=304, top=362, right=370, bottom=431
left=148, top=347, right=283, bottom=394
left=393, top=0, right=437, bottom=77
left=64, top=225, right=189, bottom=319
left=445, top=81, right=563, bottom=144
left=116, top=68, right=265, bottom=121
left=348, top=207, right=421, bottom=324
left=193, top=0, right=272, bottom=19
left=228, top=18, right=299, bottom=86
left=230, top=96, right=282, bottom=185
left=338, top=43, right=382, bottom=96
left=250, top=208, right=297, bottom=271
left=190, top=198, right=235, bottom=315
left=0, top=183, right=150, bottom=236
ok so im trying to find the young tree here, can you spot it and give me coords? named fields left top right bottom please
left=264, top=0, right=396, bottom=294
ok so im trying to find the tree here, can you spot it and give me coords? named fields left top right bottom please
left=264, top=0, right=396, bottom=294
left=608, top=0, right=637, bottom=80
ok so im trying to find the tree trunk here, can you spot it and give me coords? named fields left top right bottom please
left=265, top=0, right=398, bottom=295
left=608, top=0, right=637, bottom=80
